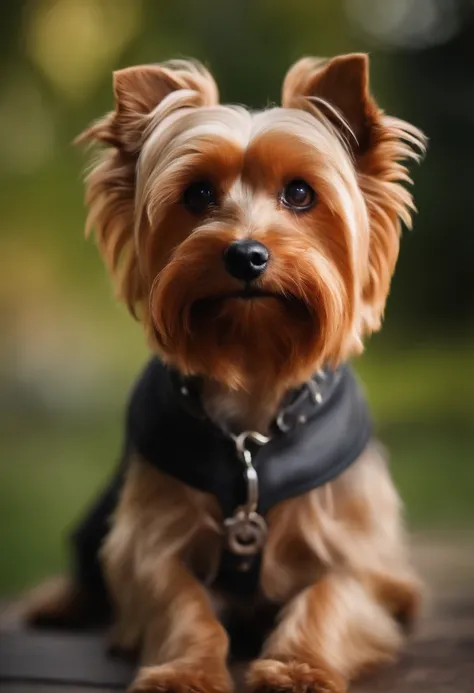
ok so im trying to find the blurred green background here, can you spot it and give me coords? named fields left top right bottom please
left=1, top=0, right=473, bottom=596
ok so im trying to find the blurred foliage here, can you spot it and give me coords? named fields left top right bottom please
left=0, top=0, right=473, bottom=595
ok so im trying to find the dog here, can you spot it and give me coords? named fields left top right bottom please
left=24, top=54, right=426, bottom=693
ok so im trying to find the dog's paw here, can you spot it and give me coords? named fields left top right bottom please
left=18, top=575, right=108, bottom=629
left=17, top=576, right=84, bottom=628
left=246, top=659, right=346, bottom=693
left=129, top=663, right=232, bottom=693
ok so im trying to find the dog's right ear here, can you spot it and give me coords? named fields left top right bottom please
left=77, top=60, right=219, bottom=153
left=77, top=61, right=218, bottom=317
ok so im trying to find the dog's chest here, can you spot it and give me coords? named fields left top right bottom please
left=127, top=357, right=372, bottom=588
left=183, top=493, right=324, bottom=608
left=201, top=385, right=277, bottom=436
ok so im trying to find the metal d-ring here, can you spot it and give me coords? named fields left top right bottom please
left=224, top=510, right=267, bottom=556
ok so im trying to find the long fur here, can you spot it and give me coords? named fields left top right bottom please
left=80, top=57, right=425, bottom=393
left=25, top=54, right=426, bottom=693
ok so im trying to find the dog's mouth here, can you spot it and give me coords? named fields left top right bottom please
left=219, top=287, right=282, bottom=301
left=184, top=286, right=316, bottom=351
left=194, top=287, right=289, bottom=309
left=191, top=288, right=311, bottom=318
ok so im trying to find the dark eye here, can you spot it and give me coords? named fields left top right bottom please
left=281, top=179, right=316, bottom=211
left=183, top=180, right=217, bottom=214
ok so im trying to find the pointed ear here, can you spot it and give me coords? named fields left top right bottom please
left=114, top=64, right=184, bottom=119
left=76, top=60, right=219, bottom=152
left=283, top=53, right=426, bottom=335
left=76, top=60, right=219, bottom=319
left=282, top=53, right=378, bottom=153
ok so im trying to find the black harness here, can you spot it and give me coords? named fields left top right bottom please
left=72, top=357, right=372, bottom=599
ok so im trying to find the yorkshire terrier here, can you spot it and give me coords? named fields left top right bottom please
left=24, top=54, right=426, bottom=693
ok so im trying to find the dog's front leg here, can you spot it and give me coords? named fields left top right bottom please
left=247, top=571, right=403, bottom=693
left=102, top=462, right=232, bottom=693
left=129, top=557, right=231, bottom=693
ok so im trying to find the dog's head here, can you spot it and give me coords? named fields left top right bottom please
left=79, top=55, right=425, bottom=390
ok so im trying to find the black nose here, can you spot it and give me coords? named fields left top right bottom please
left=223, top=240, right=269, bottom=282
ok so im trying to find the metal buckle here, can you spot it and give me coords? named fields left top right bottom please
left=275, top=377, right=323, bottom=434
left=306, top=379, right=323, bottom=405
left=232, top=431, right=270, bottom=461
left=225, top=430, right=270, bottom=556
left=276, top=409, right=292, bottom=433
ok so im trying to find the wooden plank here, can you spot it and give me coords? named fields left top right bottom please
left=0, top=687, right=118, bottom=693
left=0, top=631, right=134, bottom=689
left=0, top=533, right=473, bottom=692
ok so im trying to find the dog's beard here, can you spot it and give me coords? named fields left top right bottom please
left=148, top=230, right=355, bottom=391
left=187, top=294, right=315, bottom=388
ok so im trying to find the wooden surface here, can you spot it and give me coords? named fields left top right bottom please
left=1, top=532, right=473, bottom=693
left=0, top=631, right=133, bottom=689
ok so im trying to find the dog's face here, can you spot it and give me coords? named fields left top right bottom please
left=80, top=56, right=424, bottom=390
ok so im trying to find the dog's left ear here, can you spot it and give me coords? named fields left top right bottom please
left=282, top=53, right=378, bottom=154
left=282, top=54, right=426, bottom=333
left=76, top=60, right=219, bottom=318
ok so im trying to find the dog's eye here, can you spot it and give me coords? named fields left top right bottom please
left=183, top=181, right=217, bottom=214
left=281, top=179, right=316, bottom=211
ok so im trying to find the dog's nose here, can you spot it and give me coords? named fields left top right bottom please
left=223, top=240, right=269, bottom=282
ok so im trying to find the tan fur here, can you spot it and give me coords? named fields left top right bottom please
left=78, top=55, right=425, bottom=392
left=282, top=54, right=424, bottom=334
left=102, top=446, right=419, bottom=692
left=24, top=54, right=425, bottom=693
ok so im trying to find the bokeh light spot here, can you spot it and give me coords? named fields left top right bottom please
left=346, top=0, right=462, bottom=50
left=25, top=0, right=142, bottom=101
